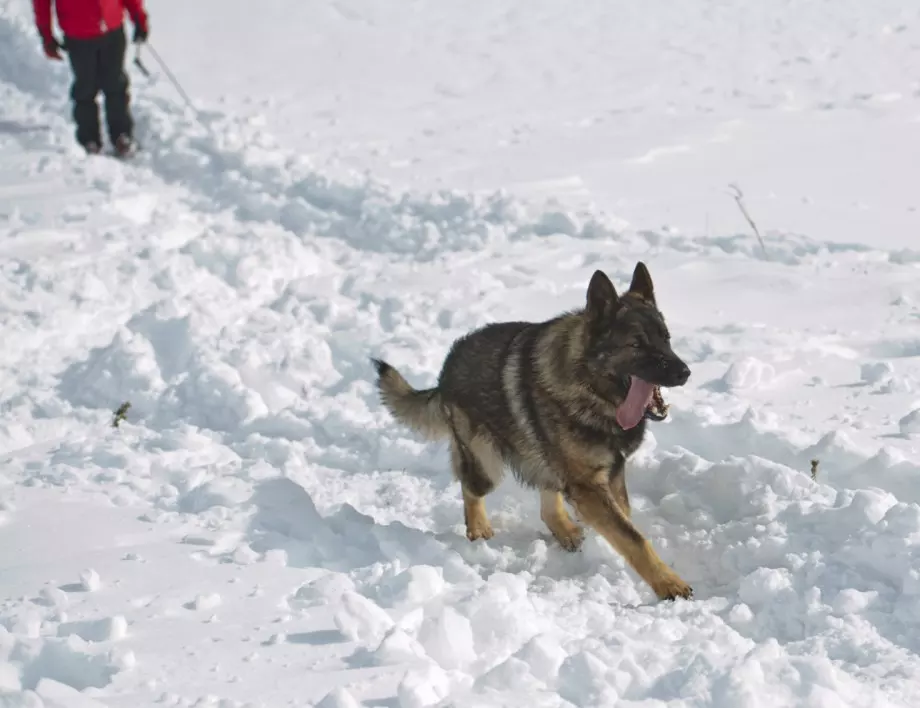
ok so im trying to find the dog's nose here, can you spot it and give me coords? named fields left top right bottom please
left=667, top=360, right=690, bottom=385
left=675, top=362, right=690, bottom=384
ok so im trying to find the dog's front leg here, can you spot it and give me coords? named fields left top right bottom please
left=608, top=461, right=631, bottom=519
left=567, top=479, right=692, bottom=601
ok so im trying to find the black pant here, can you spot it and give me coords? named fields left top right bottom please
left=64, top=27, right=133, bottom=147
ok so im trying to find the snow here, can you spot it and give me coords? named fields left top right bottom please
left=1, top=0, right=920, bottom=706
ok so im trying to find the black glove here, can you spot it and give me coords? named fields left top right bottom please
left=133, top=20, right=149, bottom=43
left=42, top=35, right=63, bottom=60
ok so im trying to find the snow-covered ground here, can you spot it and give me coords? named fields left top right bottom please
left=2, top=0, right=920, bottom=706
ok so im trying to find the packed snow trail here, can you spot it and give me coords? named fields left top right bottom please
left=3, top=1, right=920, bottom=707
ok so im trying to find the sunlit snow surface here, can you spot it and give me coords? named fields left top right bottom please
left=1, top=1, right=920, bottom=706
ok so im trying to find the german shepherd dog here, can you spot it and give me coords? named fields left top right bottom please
left=372, top=263, right=693, bottom=600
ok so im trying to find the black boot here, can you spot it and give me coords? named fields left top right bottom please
left=114, top=133, right=137, bottom=158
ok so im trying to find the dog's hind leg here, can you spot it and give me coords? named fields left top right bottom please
left=450, top=433, right=502, bottom=542
left=540, top=490, right=584, bottom=551
left=566, top=477, right=692, bottom=601
left=461, top=487, right=493, bottom=542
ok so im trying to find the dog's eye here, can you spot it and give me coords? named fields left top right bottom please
left=630, top=342, right=642, bottom=350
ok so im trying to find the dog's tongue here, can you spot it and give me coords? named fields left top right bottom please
left=616, top=376, right=656, bottom=430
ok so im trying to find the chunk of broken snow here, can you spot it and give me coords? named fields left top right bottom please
left=899, top=409, right=920, bottom=435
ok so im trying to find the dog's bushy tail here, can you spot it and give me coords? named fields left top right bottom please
left=371, top=358, right=450, bottom=440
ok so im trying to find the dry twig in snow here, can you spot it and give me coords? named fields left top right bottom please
left=729, top=183, right=767, bottom=258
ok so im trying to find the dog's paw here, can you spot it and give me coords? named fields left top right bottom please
left=654, top=574, right=693, bottom=601
left=466, top=521, right=494, bottom=542
left=551, top=523, right=585, bottom=552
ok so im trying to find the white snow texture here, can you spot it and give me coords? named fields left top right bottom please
left=2, top=0, right=920, bottom=706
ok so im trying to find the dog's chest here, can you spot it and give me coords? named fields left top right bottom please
left=565, top=414, right=647, bottom=459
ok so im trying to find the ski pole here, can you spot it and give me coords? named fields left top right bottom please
left=136, top=43, right=198, bottom=115
left=133, top=47, right=151, bottom=77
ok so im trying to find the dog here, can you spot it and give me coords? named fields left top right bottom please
left=372, top=262, right=693, bottom=600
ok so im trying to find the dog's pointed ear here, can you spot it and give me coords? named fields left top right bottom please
left=586, top=269, right=619, bottom=319
left=628, top=261, right=656, bottom=304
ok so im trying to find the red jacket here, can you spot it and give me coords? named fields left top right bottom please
left=33, top=0, right=148, bottom=41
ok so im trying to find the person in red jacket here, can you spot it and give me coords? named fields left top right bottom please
left=33, top=0, right=150, bottom=156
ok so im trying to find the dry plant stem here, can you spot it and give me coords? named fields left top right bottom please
left=729, top=183, right=767, bottom=258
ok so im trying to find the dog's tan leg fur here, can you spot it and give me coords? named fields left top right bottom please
left=462, top=487, right=493, bottom=541
left=567, top=476, right=691, bottom=601
left=447, top=420, right=500, bottom=542
left=540, top=490, right=584, bottom=551
left=610, top=471, right=631, bottom=518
